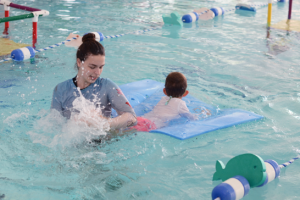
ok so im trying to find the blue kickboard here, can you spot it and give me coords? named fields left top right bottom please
left=235, top=5, right=257, bottom=12
left=113, top=79, right=263, bottom=140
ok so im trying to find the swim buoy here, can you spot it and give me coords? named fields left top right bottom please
left=11, top=46, right=35, bottom=61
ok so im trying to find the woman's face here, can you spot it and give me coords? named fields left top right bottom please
left=77, top=54, right=105, bottom=85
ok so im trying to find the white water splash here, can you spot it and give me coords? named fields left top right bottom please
left=27, top=89, right=110, bottom=149
left=3, top=112, right=29, bottom=127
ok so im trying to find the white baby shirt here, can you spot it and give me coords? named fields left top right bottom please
left=143, top=96, right=197, bottom=129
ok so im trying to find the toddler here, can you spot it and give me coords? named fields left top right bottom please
left=132, top=72, right=198, bottom=132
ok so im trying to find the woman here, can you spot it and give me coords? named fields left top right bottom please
left=51, top=33, right=137, bottom=130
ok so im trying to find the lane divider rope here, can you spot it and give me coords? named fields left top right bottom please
left=0, top=26, right=165, bottom=63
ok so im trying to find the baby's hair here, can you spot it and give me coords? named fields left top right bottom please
left=165, top=72, right=187, bottom=98
left=75, top=33, right=105, bottom=69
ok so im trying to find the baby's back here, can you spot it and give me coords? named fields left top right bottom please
left=143, top=96, right=187, bottom=128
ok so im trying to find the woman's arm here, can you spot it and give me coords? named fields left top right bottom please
left=50, top=85, right=63, bottom=115
left=108, top=112, right=136, bottom=130
left=106, top=79, right=137, bottom=130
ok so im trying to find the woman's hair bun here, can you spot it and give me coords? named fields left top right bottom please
left=82, top=33, right=96, bottom=43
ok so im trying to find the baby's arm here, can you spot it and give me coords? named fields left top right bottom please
left=200, top=107, right=211, bottom=117
left=179, top=101, right=198, bottom=120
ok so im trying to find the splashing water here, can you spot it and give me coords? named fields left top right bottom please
left=25, top=88, right=110, bottom=149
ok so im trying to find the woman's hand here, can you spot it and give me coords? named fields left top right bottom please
left=72, top=108, right=108, bottom=127
left=108, top=113, right=137, bottom=130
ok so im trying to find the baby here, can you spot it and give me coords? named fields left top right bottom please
left=131, top=72, right=199, bottom=132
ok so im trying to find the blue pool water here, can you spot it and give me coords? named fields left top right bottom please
left=1, top=0, right=300, bottom=199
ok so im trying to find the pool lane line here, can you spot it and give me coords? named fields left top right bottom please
left=0, top=25, right=166, bottom=63
left=1, top=0, right=278, bottom=64
left=279, top=154, right=300, bottom=168
left=103, top=25, right=166, bottom=39
left=34, top=36, right=78, bottom=53
left=0, top=0, right=279, bottom=64
left=0, top=37, right=78, bottom=63
left=183, top=2, right=274, bottom=24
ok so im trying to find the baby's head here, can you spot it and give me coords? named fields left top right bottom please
left=164, top=72, right=189, bottom=98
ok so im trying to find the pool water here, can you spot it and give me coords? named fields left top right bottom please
left=1, top=0, right=300, bottom=199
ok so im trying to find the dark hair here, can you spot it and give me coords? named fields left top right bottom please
left=76, top=33, right=105, bottom=69
left=165, top=72, right=187, bottom=98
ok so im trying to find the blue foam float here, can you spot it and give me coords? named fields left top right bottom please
left=112, top=79, right=263, bottom=140
left=11, top=46, right=35, bottom=61
left=182, top=12, right=199, bottom=23
left=211, top=153, right=282, bottom=200
left=235, top=3, right=257, bottom=12
left=212, top=175, right=250, bottom=200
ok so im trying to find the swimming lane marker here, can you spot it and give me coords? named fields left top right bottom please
left=34, top=37, right=78, bottom=53
left=211, top=153, right=299, bottom=200
left=0, top=26, right=164, bottom=63
left=0, top=36, right=78, bottom=63
left=176, top=0, right=284, bottom=25
left=103, top=26, right=162, bottom=40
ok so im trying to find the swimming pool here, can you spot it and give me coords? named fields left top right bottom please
left=1, top=0, right=300, bottom=199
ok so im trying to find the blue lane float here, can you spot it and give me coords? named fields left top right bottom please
left=1, top=27, right=162, bottom=63
left=257, top=160, right=281, bottom=187
left=10, top=46, right=35, bottom=61
left=181, top=7, right=225, bottom=23
left=0, top=36, right=78, bottom=63
left=112, top=79, right=263, bottom=140
left=235, top=3, right=257, bottom=12
left=182, top=12, right=199, bottom=23
left=212, top=175, right=250, bottom=200
left=4, top=32, right=104, bottom=62
left=178, top=1, right=286, bottom=24
left=211, top=153, right=299, bottom=200
left=210, top=7, right=225, bottom=16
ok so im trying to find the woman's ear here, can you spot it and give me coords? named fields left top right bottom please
left=183, top=90, right=189, bottom=97
left=163, top=88, right=167, bottom=95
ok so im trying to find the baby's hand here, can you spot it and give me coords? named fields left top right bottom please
left=192, top=114, right=199, bottom=120
left=193, top=107, right=212, bottom=119
left=201, top=109, right=211, bottom=116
